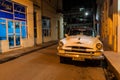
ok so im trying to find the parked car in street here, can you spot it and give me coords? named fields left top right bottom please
left=57, top=27, right=104, bottom=63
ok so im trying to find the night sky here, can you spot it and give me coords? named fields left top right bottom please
left=63, top=0, right=96, bottom=11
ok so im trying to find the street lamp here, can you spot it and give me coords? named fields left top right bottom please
left=85, top=12, right=89, bottom=16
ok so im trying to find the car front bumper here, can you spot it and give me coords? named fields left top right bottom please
left=57, top=51, right=104, bottom=61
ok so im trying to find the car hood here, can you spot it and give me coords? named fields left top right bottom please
left=61, top=35, right=101, bottom=48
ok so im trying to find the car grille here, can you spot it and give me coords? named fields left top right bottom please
left=65, top=46, right=94, bottom=53
left=65, top=50, right=92, bottom=53
left=71, top=46, right=92, bottom=49
left=66, top=46, right=92, bottom=49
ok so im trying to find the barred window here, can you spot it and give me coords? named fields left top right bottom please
left=42, top=16, right=51, bottom=37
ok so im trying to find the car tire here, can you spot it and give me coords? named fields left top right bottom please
left=60, top=57, right=72, bottom=64
left=60, top=56, right=65, bottom=63
left=93, top=60, right=104, bottom=67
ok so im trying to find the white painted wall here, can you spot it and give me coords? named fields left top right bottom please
left=117, top=0, right=120, bottom=52
left=42, top=0, right=60, bottom=42
left=35, top=8, right=42, bottom=44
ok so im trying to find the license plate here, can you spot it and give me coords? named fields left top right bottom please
left=72, top=57, right=85, bottom=61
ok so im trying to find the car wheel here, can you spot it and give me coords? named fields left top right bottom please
left=94, top=60, right=104, bottom=67
left=60, top=57, right=72, bottom=64
left=60, top=56, right=65, bottom=63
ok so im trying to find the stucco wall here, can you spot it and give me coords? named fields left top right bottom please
left=117, top=0, right=120, bottom=52
left=34, top=7, right=42, bottom=45
left=42, top=0, right=59, bottom=42
left=59, top=15, right=64, bottom=39
left=100, top=0, right=119, bottom=52
left=0, top=40, right=9, bottom=52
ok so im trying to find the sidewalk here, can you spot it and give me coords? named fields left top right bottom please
left=104, top=51, right=120, bottom=80
left=102, top=41, right=120, bottom=79
left=0, top=40, right=58, bottom=63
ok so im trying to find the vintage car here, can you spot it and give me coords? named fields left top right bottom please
left=57, top=27, right=104, bottom=63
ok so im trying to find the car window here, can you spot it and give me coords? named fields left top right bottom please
left=68, top=28, right=96, bottom=37
left=83, top=30, right=93, bottom=36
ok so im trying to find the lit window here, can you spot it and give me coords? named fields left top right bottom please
left=21, top=21, right=27, bottom=38
left=0, top=18, right=6, bottom=40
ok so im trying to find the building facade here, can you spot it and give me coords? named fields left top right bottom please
left=0, top=0, right=63, bottom=53
left=41, top=0, right=63, bottom=42
left=97, top=0, right=120, bottom=52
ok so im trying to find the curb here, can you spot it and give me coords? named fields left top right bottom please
left=0, top=41, right=57, bottom=63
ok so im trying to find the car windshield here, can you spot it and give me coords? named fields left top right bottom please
left=68, top=28, right=96, bottom=36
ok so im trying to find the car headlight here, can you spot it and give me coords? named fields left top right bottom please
left=96, top=43, right=102, bottom=50
left=59, top=41, right=64, bottom=49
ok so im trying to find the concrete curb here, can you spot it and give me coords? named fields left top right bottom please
left=0, top=41, right=58, bottom=63
left=104, top=51, right=120, bottom=80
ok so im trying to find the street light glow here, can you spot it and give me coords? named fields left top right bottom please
left=85, top=12, right=89, bottom=16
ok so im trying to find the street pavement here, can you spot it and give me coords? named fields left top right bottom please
left=0, top=41, right=58, bottom=63
left=0, top=44, right=106, bottom=80
left=0, top=40, right=119, bottom=79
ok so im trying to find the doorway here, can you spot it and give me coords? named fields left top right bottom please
left=34, top=12, right=37, bottom=45
left=8, top=20, right=21, bottom=48
left=57, top=20, right=60, bottom=40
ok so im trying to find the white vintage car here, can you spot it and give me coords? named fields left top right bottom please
left=57, top=27, right=104, bottom=63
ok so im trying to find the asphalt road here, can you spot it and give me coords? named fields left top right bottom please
left=0, top=45, right=106, bottom=80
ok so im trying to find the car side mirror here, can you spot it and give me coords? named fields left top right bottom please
left=65, top=34, right=68, bottom=37
left=65, top=34, right=70, bottom=39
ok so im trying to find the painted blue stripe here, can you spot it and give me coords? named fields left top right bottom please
left=0, top=11, right=13, bottom=19
left=14, top=12, right=26, bottom=19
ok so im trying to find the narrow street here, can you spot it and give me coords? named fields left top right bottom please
left=0, top=45, right=106, bottom=80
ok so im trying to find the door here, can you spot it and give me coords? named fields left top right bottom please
left=15, top=21, right=21, bottom=46
left=34, top=12, right=37, bottom=45
left=8, top=20, right=21, bottom=48
left=57, top=20, right=60, bottom=40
